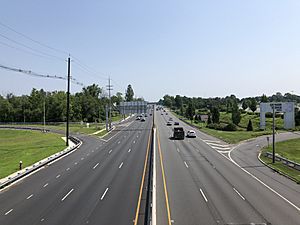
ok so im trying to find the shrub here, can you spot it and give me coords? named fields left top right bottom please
left=247, top=119, right=253, bottom=131
left=223, top=123, right=237, bottom=131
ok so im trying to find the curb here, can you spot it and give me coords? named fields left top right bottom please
left=257, top=151, right=299, bottom=184
left=0, top=128, right=82, bottom=190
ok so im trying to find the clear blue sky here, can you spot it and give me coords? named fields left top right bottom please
left=1, top=0, right=300, bottom=101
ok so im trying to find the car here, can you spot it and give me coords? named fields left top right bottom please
left=141, top=117, right=146, bottom=122
left=174, top=122, right=179, bottom=125
left=144, top=113, right=148, bottom=117
left=186, top=130, right=196, bottom=138
left=149, top=113, right=152, bottom=116
left=136, top=116, right=141, bottom=120
left=161, top=113, right=164, bottom=115
left=167, top=121, right=172, bottom=126
left=166, top=112, right=168, bottom=115
left=169, top=117, right=173, bottom=121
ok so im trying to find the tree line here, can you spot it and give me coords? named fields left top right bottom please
left=160, top=92, right=300, bottom=130
left=0, top=84, right=140, bottom=123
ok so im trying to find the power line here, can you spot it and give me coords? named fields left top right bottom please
left=0, top=33, right=65, bottom=62
left=0, top=21, right=69, bottom=55
left=0, top=63, right=83, bottom=86
left=71, top=55, right=107, bottom=79
left=0, top=40, right=55, bottom=59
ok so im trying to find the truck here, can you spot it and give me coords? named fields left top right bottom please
left=173, top=127, right=185, bottom=140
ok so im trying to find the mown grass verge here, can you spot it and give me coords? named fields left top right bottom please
left=0, top=129, right=65, bottom=179
left=260, top=138, right=300, bottom=183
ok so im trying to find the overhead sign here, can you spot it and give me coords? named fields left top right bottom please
left=260, top=102, right=295, bottom=129
left=119, top=101, right=148, bottom=114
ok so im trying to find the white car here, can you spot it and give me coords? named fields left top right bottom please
left=187, top=130, right=196, bottom=138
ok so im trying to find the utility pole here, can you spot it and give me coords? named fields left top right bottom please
left=66, top=56, right=71, bottom=146
left=43, top=95, right=46, bottom=132
left=272, top=104, right=275, bottom=163
left=106, top=77, right=113, bottom=130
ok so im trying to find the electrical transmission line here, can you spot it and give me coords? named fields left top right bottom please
left=0, top=63, right=84, bottom=86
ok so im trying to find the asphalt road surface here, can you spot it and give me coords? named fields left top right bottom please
left=155, top=109, right=300, bottom=225
left=0, top=117, right=152, bottom=225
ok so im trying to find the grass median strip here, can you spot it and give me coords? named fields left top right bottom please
left=260, top=138, right=300, bottom=183
left=0, top=129, right=65, bottom=179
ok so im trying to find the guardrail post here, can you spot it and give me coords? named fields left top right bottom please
left=19, top=161, right=22, bottom=170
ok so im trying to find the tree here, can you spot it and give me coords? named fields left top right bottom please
left=242, top=100, right=248, bottom=110
left=261, top=94, right=268, bottom=103
left=231, top=102, right=241, bottom=125
left=249, top=98, right=257, bottom=113
left=247, top=119, right=253, bottom=131
left=125, top=84, right=134, bottom=101
left=211, top=107, right=220, bottom=123
left=207, top=113, right=212, bottom=124
left=175, top=95, right=182, bottom=109
left=185, top=101, right=195, bottom=122
left=295, top=109, right=300, bottom=126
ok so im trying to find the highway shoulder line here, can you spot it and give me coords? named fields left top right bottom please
left=157, top=129, right=172, bottom=225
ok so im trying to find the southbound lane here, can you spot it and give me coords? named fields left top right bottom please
left=0, top=116, right=152, bottom=225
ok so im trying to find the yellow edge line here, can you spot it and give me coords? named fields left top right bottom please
left=133, top=129, right=152, bottom=225
left=157, top=129, right=172, bottom=225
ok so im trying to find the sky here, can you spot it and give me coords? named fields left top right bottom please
left=1, top=0, right=300, bottom=101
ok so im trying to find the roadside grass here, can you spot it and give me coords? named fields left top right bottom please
left=172, top=111, right=276, bottom=144
left=262, top=138, right=300, bottom=163
left=0, top=129, right=65, bottom=179
left=0, top=113, right=126, bottom=135
left=260, top=141, right=300, bottom=183
left=95, top=129, right=108, bottom=137
left=200, top=127, right=272, bottom=144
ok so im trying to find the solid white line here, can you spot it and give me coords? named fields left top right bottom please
left=100, top=188, right=109, bottom=200
left=228, top=148, right=300, bottom=212
left=152, top=128, right=157, bottom=225
left=26, top=194, right=33, bottom=200
left=66, top=167, right=70, bottom=171
left=119, top=162, right=124, bottom=169
left=128, top=148, right=131, bottom=153
left=200, top=189, right=208, bottom=202
left=93, top=163, right=99, bottom=169
left=109, top=149, right=112, bottom=154
left=43, top=183, right=48, bottom=188
left=233, top=188, right=245, bottom=200
left=4, top=209, right=13, bottom=216
left=61, top=188, right=74, bottom=201
left=56, top=174, right=61, bottom=178
left=184, top=161, right=189, bottom=168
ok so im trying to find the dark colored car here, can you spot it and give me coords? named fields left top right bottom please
left=174, top=122, right=179, bottom=125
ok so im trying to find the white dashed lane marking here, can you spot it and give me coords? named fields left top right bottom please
left=4, top=209, right=13, bottom=216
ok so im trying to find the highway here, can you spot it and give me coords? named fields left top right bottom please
left=155, top=109, right=300, bottom=225
left=0, top=117, right=152, bottom=225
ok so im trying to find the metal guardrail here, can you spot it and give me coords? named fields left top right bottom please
left=0, top=128, right=81, bottom=189
left=264, top=152, right=300, bottom=171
